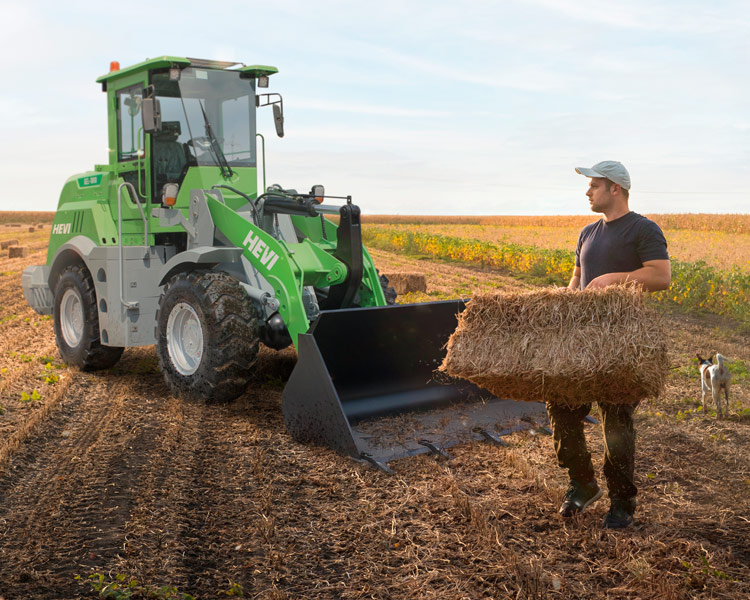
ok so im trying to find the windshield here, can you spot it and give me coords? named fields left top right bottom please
left=152, top=68, right=256, bottom=168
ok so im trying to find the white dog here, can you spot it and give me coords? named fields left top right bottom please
left=697, top=354, right=732, bottom=418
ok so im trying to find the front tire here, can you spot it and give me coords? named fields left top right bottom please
left=156, top=271, right=259, bottom=403
left=53, top=264, right=124, bottom=370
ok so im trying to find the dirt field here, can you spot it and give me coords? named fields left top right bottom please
left=0, top=227, right=749, bottom=599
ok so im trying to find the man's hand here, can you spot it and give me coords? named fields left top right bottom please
left=586, top=273, right=629, bottom=289
left=587, top=259, right=671, bottom=291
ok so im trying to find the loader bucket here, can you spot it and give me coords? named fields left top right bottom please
left=281, top=300, right=547, bottom=469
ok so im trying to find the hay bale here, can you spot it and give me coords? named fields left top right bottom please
left=440, top=286, right=669, bottom=407
left=1, top=239, right=19, bottom=249
left=28, top=227, right=35, bottom=233
left=383, top=272, right=427, bottom=294
left=8, top=246, right=29, bottom=258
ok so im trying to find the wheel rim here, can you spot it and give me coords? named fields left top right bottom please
left=166, top=302, right=204, bottom=376
left=60, top=287, right=84, bottom=348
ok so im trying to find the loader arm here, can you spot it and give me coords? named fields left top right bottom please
left=206, top=195, right=347, bottom=347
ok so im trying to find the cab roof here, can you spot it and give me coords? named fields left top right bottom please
left=96, top=56, right=278, bottom=84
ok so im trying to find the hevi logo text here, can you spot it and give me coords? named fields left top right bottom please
left=243, top=230, right=280, bottom=270
left=52, top=223, right=72, bottom=235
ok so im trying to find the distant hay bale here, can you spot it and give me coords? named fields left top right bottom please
left=440, top=286, right=669, bottom=407
left=8, top=246, right=29, bottom=258
left=383, top=272, right=427, bottom=294
left=1, top=239, right=19, bottom=249
left=28, top=227, right=35, bottom=233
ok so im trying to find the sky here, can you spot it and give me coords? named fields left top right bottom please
left=1, top=0, right=748, bottom=216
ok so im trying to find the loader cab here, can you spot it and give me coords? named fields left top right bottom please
left=97, top=57, right=277, bottom=218
left=148, top=66, right=258, bottom=201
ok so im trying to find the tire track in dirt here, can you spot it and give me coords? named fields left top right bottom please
left=0, top=350, right=166, bottom=599
left=95, top=348, right=303, bottom=597
left=113, top=388, right=277, bottom=594
left=0, top=342, right=295, bottom=599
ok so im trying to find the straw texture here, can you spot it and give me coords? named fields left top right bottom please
left=440, top=286, right=669, bottom=407
left=383, top=272, right=428, bottom=294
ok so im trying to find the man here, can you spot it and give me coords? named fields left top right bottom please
left=548, top=160, right=670, bottom=529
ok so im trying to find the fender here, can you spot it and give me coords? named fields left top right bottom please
left=157, top=247, right=244, bottom=286
left=48, top=235, right=99, bottom=291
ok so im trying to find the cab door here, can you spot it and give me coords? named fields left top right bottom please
left=113, top=84, right=152, bottom=232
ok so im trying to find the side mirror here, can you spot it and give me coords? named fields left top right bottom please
left=273, top=103, right=284, bottom=138
left=142, top=97, right=162, bottom=134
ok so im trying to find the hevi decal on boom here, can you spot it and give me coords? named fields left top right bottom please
left=52, top=223, right=72, bottom=235
left=243, top=230, right=280, bottom=270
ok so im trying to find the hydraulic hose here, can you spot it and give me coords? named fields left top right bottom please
left=211, top=185, right=261, bottom=226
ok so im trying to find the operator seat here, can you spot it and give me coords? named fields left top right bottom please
left=153, top=121, right=187, bottom=192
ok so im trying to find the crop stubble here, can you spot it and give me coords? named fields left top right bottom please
left=0, top=224, right=748, bottom=599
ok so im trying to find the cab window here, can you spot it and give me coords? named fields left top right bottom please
left=117, top=86, right=144, bottom=162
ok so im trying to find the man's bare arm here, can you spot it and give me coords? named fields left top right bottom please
left=568, top=266, right=581, bottom=290
left=586, top=259, right=671, bottom=291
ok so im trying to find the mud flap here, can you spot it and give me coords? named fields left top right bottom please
left=281, top=300, right=547, bottom=467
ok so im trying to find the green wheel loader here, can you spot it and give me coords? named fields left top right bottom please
left=22, top=57, right=544, bottom=471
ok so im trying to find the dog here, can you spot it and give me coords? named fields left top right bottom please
left=697, top=354, right=732, bottom=418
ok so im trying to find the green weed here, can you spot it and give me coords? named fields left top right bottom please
left=34, top=361, right=62, bottom=384
left=39, top=355, right=65, bottom=368
left=263, top=375, right=287, bottom=390
left=682, top=554, right=735, bottom=584
left=19, top=390, right=41, bottom=402
left=222, top=581, right=245, bottom=597
left=76, top=573, right=196, bottom=599
left=676, top=405, right=704, bottom=420
left=727, top=359, right=748, bottom=382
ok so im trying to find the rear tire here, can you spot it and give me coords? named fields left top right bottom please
left=53, top=264, right=124, bottom=370
left=156, top=271, right=259, bottom=403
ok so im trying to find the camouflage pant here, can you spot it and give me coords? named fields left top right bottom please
left=546, top=401, right=639, bottom=500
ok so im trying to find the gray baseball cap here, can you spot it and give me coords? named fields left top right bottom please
left=575, top=160, right=631, bottom=190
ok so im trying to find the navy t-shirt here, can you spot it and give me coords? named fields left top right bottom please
left=575, top=212, right=669, bottom=289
